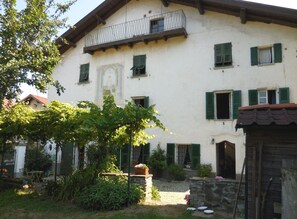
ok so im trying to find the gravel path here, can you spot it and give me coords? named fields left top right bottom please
left=150, top=179, right=190, bottom=205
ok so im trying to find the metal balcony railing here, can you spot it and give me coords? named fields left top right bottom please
left=84, top=10, right=187, bottom=51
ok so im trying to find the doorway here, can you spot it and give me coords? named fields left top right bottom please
left=216, top=141, right=236, bottom=179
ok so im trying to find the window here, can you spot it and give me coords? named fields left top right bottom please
left=150, top=18, right=164, bottom=33
left=132, top=144, right=150, bottom=164
left=79, top=63, right=90, bottom=82
left=251, top=43, right=282, bottom=66
left=206, top=90, right=241, bottom=120
left=248, top=87, right=289, bottom=105
left=131, top=55, right=146, bottom=76
left=132, top=96, right=149, bottom=108
left=214, top=43, right=232, bottom=67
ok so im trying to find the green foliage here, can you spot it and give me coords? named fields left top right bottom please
left=167, top=164, right=186, bottom=181
left=24, top=147, right=52, bottom=173
left=151, top=185, right=161, bottom=201
left=147, top=145, right=166, bottom=178
left=0, top=0, right=76, bottom=105
left=197, top=163, right=212, bottom=177
left=77, top=176, right=144, bottom=210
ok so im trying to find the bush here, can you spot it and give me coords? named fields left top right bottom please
left=151, top=185, right=161, bottom=201
left=77, top=176, right=144, bottom=210
left=25, top=147, right=52, bottom=173
left=147, top=145, right=166, bottom=178
left=197, top=163, right=212, bottom=177
left=167, top=164, right=186, bottom=181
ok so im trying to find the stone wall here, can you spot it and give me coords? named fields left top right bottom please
left=190, top=177, right=245, bottom=217
left=100, top=173, right=152, bottom=201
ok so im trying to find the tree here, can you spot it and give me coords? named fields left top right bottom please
left=0, top=0, right=76, bottom=108
left=0, top=103, right=33, bottom=178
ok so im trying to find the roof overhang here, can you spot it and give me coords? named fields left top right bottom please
left=57, top=0, right=297, bottom=55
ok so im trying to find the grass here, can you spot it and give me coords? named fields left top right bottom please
left=0, top=189, right=197, bottom=219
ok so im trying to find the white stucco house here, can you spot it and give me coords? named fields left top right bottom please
left=49, top=0, right=297, bottom=178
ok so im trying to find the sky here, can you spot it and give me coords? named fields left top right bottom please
left=20, top=0, right=297, bottom=99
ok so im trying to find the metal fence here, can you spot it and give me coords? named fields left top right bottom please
left=85, top=10, right=186, bottom=48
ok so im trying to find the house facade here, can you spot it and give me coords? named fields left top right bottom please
left=49, top=0, right=297, bottom=178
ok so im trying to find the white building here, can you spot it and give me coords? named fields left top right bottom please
left=49, top=0, right=297, bottom=178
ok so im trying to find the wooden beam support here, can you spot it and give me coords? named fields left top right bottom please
left=161, top=0, right=169, bottom=7
left=96, top=15, right=106, bottom=25
left=240, top=8, right=247, bottom=24
left=196, top=0, right=205, bottom=15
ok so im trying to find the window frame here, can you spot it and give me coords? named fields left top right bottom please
left=79, top=63, right=90, bottom=83
left=214, top=91, right=232, bottom=120
left=131, top=55, right=146, bottom=77
left=132, top=96, right=149, bottom=108
left=258, top=46, right=273, bottom=65
left=258, top=89, right=277, bottom=105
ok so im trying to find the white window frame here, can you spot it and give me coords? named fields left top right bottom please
left=214, top=91, right=232, bottom=120
left=257, top=89, right=278, bottom=104
left=258, top=46, right=274, bottom=65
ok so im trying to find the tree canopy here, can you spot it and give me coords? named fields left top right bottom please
left=0, top=0, right=75, bottom=108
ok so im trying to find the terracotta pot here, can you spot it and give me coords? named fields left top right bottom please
left=134, top=167, right=149, bottom=175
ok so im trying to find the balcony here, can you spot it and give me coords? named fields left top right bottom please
left=84, top=10, right=187, bottom=54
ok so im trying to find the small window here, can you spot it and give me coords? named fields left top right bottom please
left=132, top=96, right=149, bottom=108
left=216, top=92, right=231, bottom=119
left=251, top=43, right=282, bottom=66
left=214, top=43, right=232, bottom=67
left=249, top=89, right=287, bottom=105
left=150, top=18, right=164, bottom=33
left=79, top=63, right=89, bottom=83
left=131, top=55, right=146, bottom=76
left=258, top=90, right=276, bottom=104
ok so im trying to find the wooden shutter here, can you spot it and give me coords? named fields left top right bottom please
left=214, top=44, right=223, bottom=66
left=279, top=87, right=290, bottom=104
left=274, top=43, right=282, bottom=63
left=249, top=90, right=258, bottom=105
left=251, top=47, right=258, bottom=66
left=191, top=144, right=200, bottom=169
left=79, top=63, right=89, bottom=82
left=224, top=43, right=232, bottom=64
left=142, top=143, right=150, bottom=164
left=144, top=96, right=149, bottom=108
left=232, top=90, right=242, bottom=119
left=166, top=143, right=175, bottom=165
left=206, top=92, right=214, bottom=119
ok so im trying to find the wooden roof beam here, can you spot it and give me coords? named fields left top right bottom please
left=196, top=0, right=205, bottom=15
left=96, top=15, right=106, bottom=25
left=240, top=8, right=247, bottom=24
left=161, top=0, right=169, bottom=7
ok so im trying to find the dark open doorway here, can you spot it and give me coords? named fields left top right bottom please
left=216, top=141, right=236, bottom=179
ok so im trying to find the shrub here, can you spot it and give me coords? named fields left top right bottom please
left=167, top=164, right=186, bottom=181
left=77, top=176, right=144, bottom=210
left=197, top=163, right=212, bottom=177
left=25, top=147, right=52, bottom=173
left=147, top=145, right=166, bottom=178
left=151, top=185, right=161, bottom=201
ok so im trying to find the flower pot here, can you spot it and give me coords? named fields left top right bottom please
left=134, top=167, right=149, bottom=175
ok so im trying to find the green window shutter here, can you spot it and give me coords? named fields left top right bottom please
left=144, top=96, right=149, bottom=108
left=232, top=90, right=242, bottom=119
left=250, top=47, right=258, bottom=66
left=79, top=63, right=89, bottom=82
left=166, top=143, right=175, bottom=165
left=133, top=55, right=146, bottom=75
left=224, top=43, right=232, bottom=63
left=142, top=143, right=150, bottom=164
left=191, top=144, right=200, bottom=169
left=214, top=44, right=223, bottom=66
left=274, top=43, right=282, bottom=63
left=248, top=90, right=258, bottom=105
left=206, top=92, right=214, bottom=119
left=279, top=87, right=289, bottom=104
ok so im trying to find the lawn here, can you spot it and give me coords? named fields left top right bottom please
left=0, top=189, right=197, bottom=219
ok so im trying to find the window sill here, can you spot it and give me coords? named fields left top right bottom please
left=131, top=73, right=148, bottom=78
left=214, top=119, right=234, bottom=121
left=257, top=63, right=274, bottom=67
left=214, top=65, right=234, bottom=70
left=77, top=80, right=90, bottom=85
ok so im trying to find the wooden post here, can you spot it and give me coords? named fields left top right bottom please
left=256, top=142, right=263, bottom=219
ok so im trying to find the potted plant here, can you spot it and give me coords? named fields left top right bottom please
left=134, top=163, right=149, bottom=175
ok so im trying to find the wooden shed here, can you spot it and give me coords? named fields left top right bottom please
left=236, top=104, right=297, bottom=219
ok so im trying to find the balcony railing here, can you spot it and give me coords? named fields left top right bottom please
left=84, top=10, right=187, bottom=53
